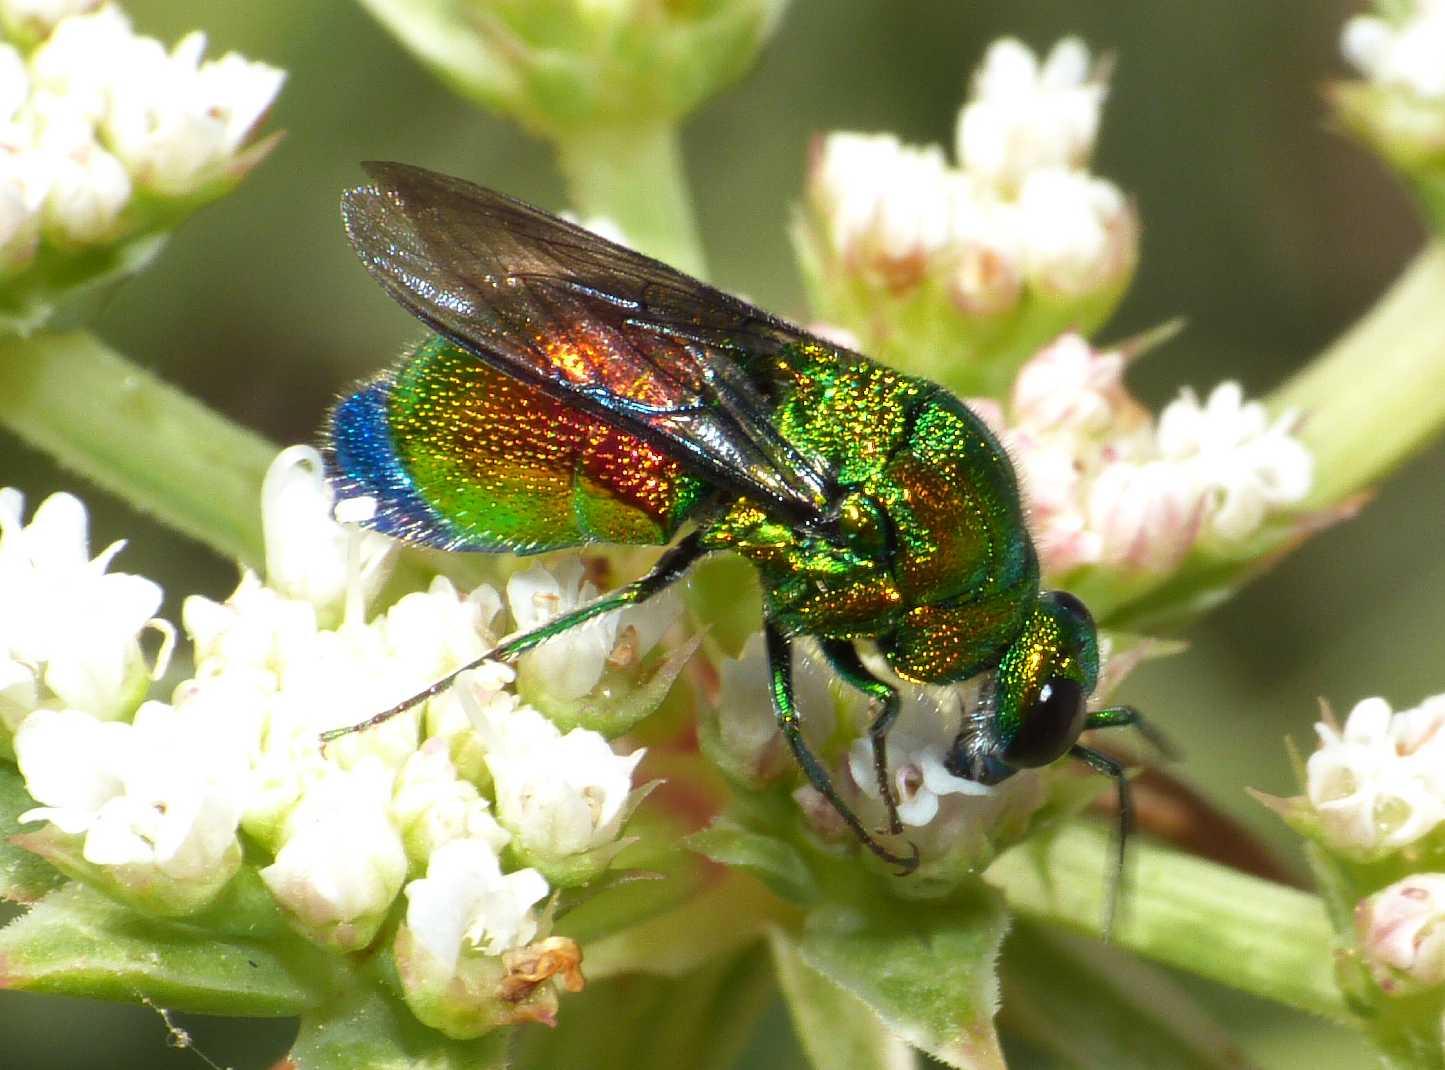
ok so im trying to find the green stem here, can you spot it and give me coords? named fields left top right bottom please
left=1270, top=239, right=1445, bottom=508
left=553, top=120, right=707, bottom=279
left=0, top=329, right=275, bottom=567
left=986, top=821, right=1349, bottom=1023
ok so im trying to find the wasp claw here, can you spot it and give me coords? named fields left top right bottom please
left=892, top=841, right=921, bottom=876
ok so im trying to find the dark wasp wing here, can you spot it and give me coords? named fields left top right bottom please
left=341, top=161, right=846, bottom=528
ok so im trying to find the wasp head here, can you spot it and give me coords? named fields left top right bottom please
left=944, top=590, right=1100, bottom=784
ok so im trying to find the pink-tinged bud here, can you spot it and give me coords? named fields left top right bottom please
left=1357, top=874, right=1445, bottom=995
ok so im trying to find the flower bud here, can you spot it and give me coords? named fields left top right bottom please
left=259, top=760, right=408, bottom=951
left=353, top=0, right=786, bottom=137
left=1357, top=874, right=1445, bottom=994
left=1334, top=2, right=1445, bottom=229
left=464, top=692, right=645, bottom=884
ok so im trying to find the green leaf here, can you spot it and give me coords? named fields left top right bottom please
left=0, top=881, right=331, bottom=1016
left=0, top=761, right=62, bottom=904
left=770, top=928, right=915, bottom=1070
left=290, top=981, right=509, bottom=1070
left=513, top=944, right=775, bottom=1070
left=685, top=818, right=819, bottom=904
left=793, top=885, right=1008, bottom=1070
left=999, top=920, right=1256, bottom=1069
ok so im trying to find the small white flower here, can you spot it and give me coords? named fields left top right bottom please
left=945, top=189, right=1023, bottom=315
left=1015, top=168, right=1134, bottom=296
left=1307, top=696, right=1445, bottom=856
left=1010, top=332, right=1141, bottom=435
left=27, top=4, right=133, bottom=124
left=507, top=559, right=617, bottom=701
left=392, top=738, right=510, bottom=866
left=259, top=759, right=407, bottom=948
left=1343, top=2, right=1445, bottom=100
left=0, top=0, right=101, bottom=40
left=0, top=488, right=164, bottom=728
left=404, top=838, right=549, bottom=969
left=848, top=695, right=990, bottom=828
left=0, top=43, right=27, bottom=121
left=15, top=703, right=246, bottom=903
left=1085, top=459, right=1205, bottom=572
left=261, top=445, right=396, bottom=621
left=31, top=92, right=129, bottom=244
left=809, top=132, right=957, bottom=286
left=711, top=634, right=837, bottom=782
left=1156, top=383, right=1313, bottom=542
left=1357, top=873, right=1445, bottom=994
left=464, top=689, right=643, bottom=859
left=956, top=37, right=1106, bottom=193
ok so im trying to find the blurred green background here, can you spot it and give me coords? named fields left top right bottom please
left=1, top=1, right=1436, bottom=1066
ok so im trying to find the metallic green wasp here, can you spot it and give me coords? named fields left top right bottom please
left=325, top=162, right=1153, bottom=879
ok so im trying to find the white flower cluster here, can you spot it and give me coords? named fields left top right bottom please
left=0, top=2, right=282, bottom=274
left=1305, top=693, right=1445, bottom=858
left=4, top=447, right=659, bottom=1023
left=807, top=37, right=1133, bottom=314
left=971, top=334, right=1313, bottom=575
left=1343, top=0, right=1445, bottom=100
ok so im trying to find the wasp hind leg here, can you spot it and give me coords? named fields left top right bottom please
left=320, top=531, right=707, bottom=743
left=766, top=623, right=918, bottom=873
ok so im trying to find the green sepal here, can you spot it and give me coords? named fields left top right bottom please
left=0, top=233, right=168, bottom=341
left=1330, top=80, right=1445, bottom=235
left=512, top=944, right=775, bottom=1070
left=10, top=822, right=239, bottom=917
left=0, top=760, right=63, bottom=904
left=769, top=928, right=915, bottom=1070
left=523, top=636, right=700, bottom=738
left=289, top=978, right=510, bottom=1070
left=685, top=816, right=820, bottom=904
left=792, top=884, right=1009, bottom=1070
left=999, top=920, right=1257, bottom=1069
left=0, top=881, right=334, bottom=1015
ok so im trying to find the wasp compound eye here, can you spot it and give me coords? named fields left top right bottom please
left=1002, top=676, right=1087, bottom=768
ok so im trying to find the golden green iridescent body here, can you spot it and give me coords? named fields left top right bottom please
left=700, top=340, right=1039, bottom=687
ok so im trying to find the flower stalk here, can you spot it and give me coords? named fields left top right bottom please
left=1270, top=240, right=1445, bottom=508
left=0, top=328, right=274, bottom=567
left=553, top=119, right=706, bottom=278
left=987, top=820, right=1349, bottom=1022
